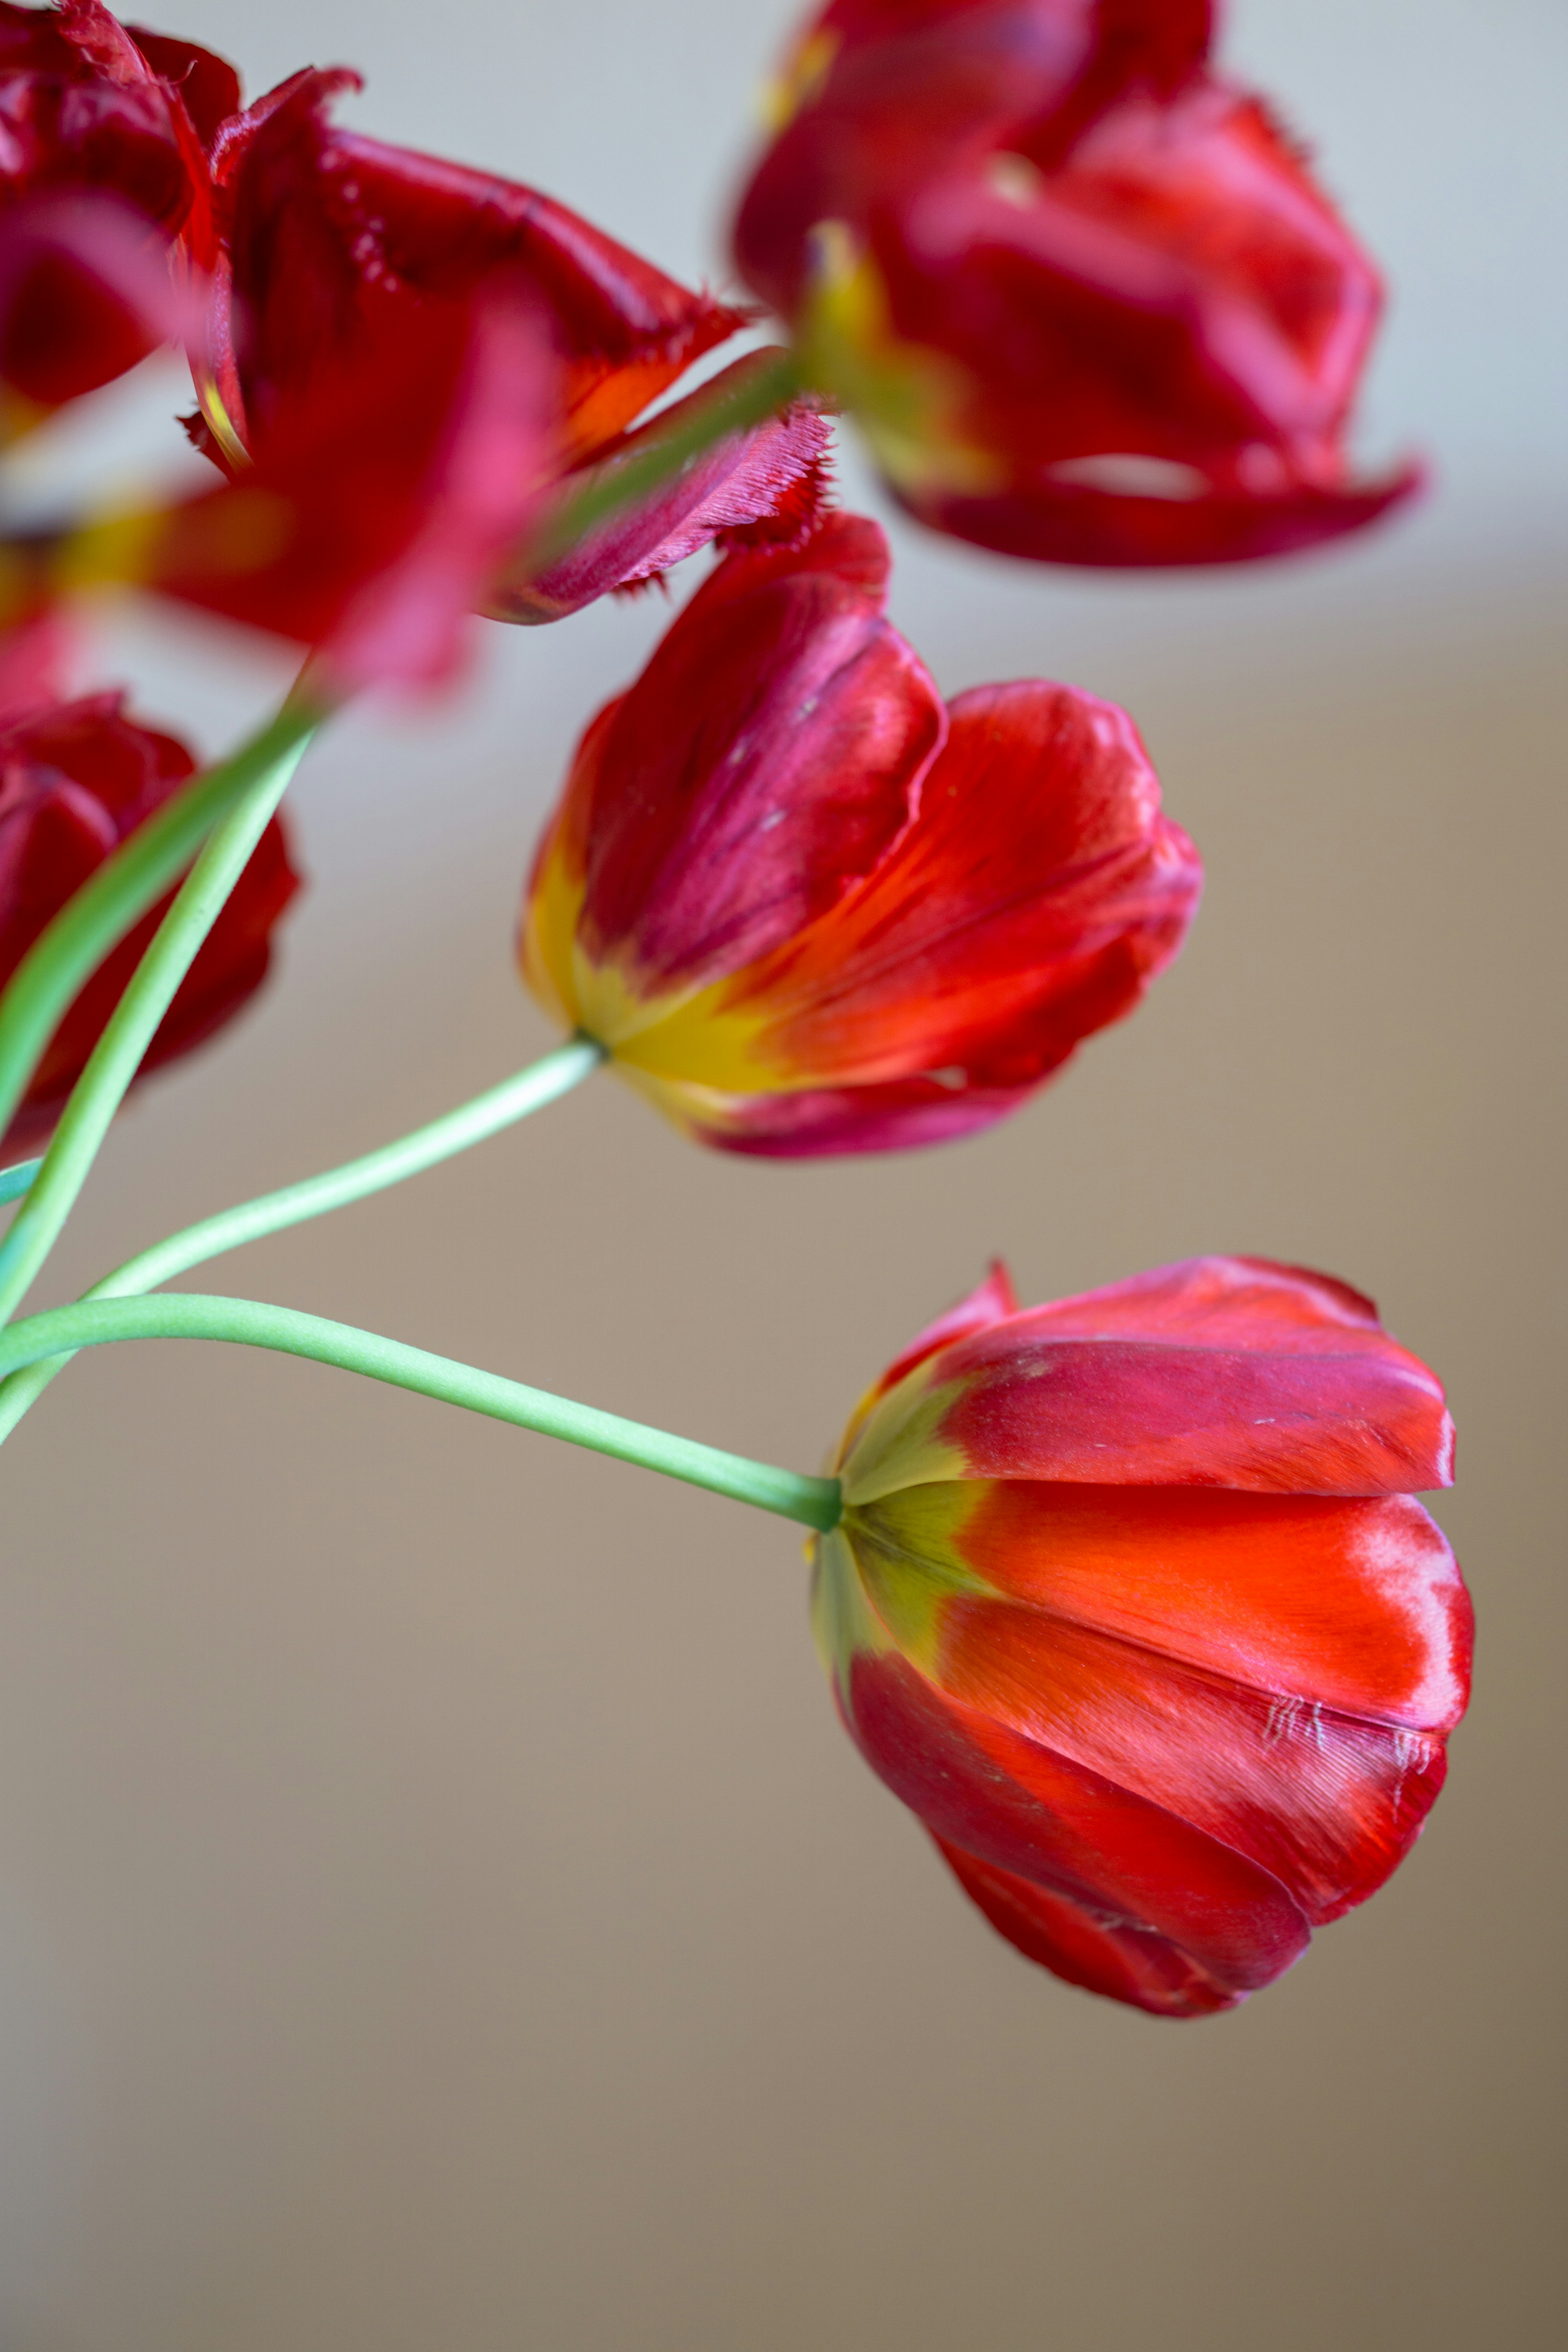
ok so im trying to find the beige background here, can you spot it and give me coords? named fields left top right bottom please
left=2, top=2, right=1565, bottom=2346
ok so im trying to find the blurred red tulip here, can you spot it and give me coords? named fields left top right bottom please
left=189, top=66, right=829, bottom=611
left=151, top=281, right=558, bottom=691
left=522, top=511, right=1199, bottom=1153
left=0, top=617, right=299, bottom=1154
left=735, top=0, right=1417, bottom=565
left=0, top=0, right=235, bottom=412
left=817, top=1256, right=1471, bottom=2014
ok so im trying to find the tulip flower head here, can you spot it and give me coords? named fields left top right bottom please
left=187, top=65, right=832, bottom=622
left=521, top=512, right=1201, bottom=1154
left=735, top=0, right=1419, bottom=565
left=0, top=0, right=234, bottom=418
left=815, top=1256, right=1472, bottom=2014
left=0, top=616, right=299, bottom=1152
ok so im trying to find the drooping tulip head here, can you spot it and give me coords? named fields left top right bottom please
left=0, top=618, right=299, bottom=1153
left=815, top=1256, right=1471, bottom=2014
left=521, top=512, right=1200, bottom=1154
left=734, top=0, right=1418, bottom=565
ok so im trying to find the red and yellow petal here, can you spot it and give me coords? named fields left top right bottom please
left=846, top=1486, right=1457, bottom=1929
left=523, top=515, right=944, bottom=1044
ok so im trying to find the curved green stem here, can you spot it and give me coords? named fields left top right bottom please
left=0, top=695, right=323, bottom=1149
left=0, top=1036, right=603, bottom=1440
left=0, top=1290, right=844, bottom=1532
left=0, top=700, right=323, bottom=1325
left=0, top=1159, right=39, bottom=1210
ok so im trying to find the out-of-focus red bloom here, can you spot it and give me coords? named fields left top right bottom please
left=521, top=512, right=1199, bottom=1154
left=734, top=0, right=1417, bottom=566
left=0, top=617, right=299, bottom=1154
left=152, top=283, right=557, bottom=691
left=0, top=2, right=236, bottom=413
left=817, top=1255, right=1471, bottom=2015
left=0, top=277, right=558, bottom=694
left=189, top=66, right=830, bottom=616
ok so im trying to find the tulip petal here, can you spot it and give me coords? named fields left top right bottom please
left=844, top=1257, right=1454, bottom=1499
left=847, top=1498, right=1459, bottom=1924
left=207, top=67, right=749, bottom=466
left=933, top=1838, right=1245, bottom=2017
left=489, top=353, right=833, bottom=624
left=832, top=1261, right=1019, bottom=1468
left=839, top=1642, right=1309, bottom=2001
left=0, top=191, right=200, bottom=414
left=914, top=464, right=1423, bottom=568
left=720, top=679, right=1200, bottom=1086
left=564, top=513, right=946, bottom=1005
left=147, top=286, right=553, bottom=690
left=919, top=1481, right=1472, bottom=1733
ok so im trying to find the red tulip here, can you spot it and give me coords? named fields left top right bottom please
left=816, top=1256, right=1471, bottom=2014
left=522, top=511, right=1199, bottom=1154
left=189, top=65, right=830, bottom=614
left=0, top=266, right=559, bottom=693
left=152, top=280, right=558, bottom=691
left=0, top=617, right=299, bottom=1155
left=734, top=0, right=1417, bottom=566
left=0, top=1, right=235, bottom=411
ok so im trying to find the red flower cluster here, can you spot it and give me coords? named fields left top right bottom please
left=0, top=616, right=298, bottom=1152
left=0, top=6, right=1462, bottom=2029
left=0, top=4, right=830, bottom=679
left=735, top=0, right=1419, bottom=565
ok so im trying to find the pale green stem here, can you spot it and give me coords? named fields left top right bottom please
left=0, top=706, right=321, bottom=1325
left=0, top=1159, right=39, bottom=1210
left=0, top=1290, right=844, bottom=1532
left=0, top=696, right=323, bottom=1147
left=0, top=1036, right=603, bottom=1441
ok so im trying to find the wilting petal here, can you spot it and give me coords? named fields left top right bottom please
left=675, top=679, right=1199, bottom=1103
left=490, top=353, right=833, bottom=624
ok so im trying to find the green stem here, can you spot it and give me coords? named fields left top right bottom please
left=524, top=349, right=803, bottom=571
left=0, top=1158, right=39, bottom=1210
left=0, top=1290, right=844, bottom=1532
left=0, top=1036, right=604, bottom=1440
left=0, top=700, right=322, bottom=1325
left=0, top=696, right=324, bottom=1151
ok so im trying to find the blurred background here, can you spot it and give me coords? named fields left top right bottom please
left=2, top=1, right=1564, bottom=2345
